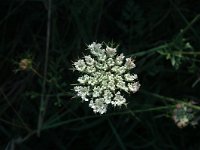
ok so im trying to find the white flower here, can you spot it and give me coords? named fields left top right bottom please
left=77, top=75, right=90, bottom=84
left=124, top=73, right=138, bottom=82
left=73, top=42, right=140, bottom=114
left=128, top=82, right=140, bottom=93
left=125, top=58, right=135, bottom=69
left=74, top=86, right=90, bottom=101
left=111, top=66, right=126, bottom=74
left=88, top=76, right=98, bottom=86
left=115, top=75, right=123, bottom=83
left=89, top=98, right=107, bottom=114
left=112, top=91, right=126, bottom=107
left=107, top=80, right=115, bottom=91
left=74, top=59, right=86, bottom=72
left=88, top=42, right=105, bottom=58
left=103, top=90, right=113, bottom=104
left=115, top=75, right=128, bottom=91
left=85, top=66, right=96, bottom=74
left=107, top=58, right=115, bottom=67
left=95, top=62, right=108, bottom=71
left=92, top=86, right=102, bottom=98
left=88, top=42, right=102, bottom=52
left=116, top=54, right=125, bottom=65
left=106, top=46, right=117, bottom=57
left=118, top=66, right=126, bottom=74
left=111, top=66, right=120, bottom=73
left=116, top=81, right=128, bottom=92
left=101, top=80, right=108, bottom=89
left=84, top=55, right=95, bottom=66
left=98, top=53, right=107, bottom=61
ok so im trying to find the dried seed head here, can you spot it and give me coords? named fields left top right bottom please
left=19, top=58, right=32, bottom=70
left=172, top=102, right=195, bottom=128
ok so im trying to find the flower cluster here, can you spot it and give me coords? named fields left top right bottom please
left=73, top=42, right=140, bottom=114
left=172, top=103, right=195, bottom=128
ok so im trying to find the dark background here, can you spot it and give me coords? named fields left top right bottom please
left=0, top=0, right=200, bottom=149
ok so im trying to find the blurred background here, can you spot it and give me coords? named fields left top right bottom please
left=0, top=0, right=200, bottom=149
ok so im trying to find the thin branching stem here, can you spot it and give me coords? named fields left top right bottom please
left=0, top=89, right=31, bottom=132
left=37, top=0, right=52, bottom=136
left=141, top=90, right=200, bottom=111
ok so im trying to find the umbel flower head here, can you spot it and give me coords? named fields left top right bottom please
left=172, top=102, right=195, bottom=128
left=73, top=42, right=140, bottom=114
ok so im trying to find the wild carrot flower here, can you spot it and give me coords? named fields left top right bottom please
left=73, top=42, right=140, bottom=114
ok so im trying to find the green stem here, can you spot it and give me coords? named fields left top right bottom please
left=42, top=105, right=175, bottom=130
left=127, top=43, right=169, bottom=57
left=37, top=0, right=51, bottom=136
left=141, top=90, right=200, bottom=111
left=174, top=51, right=200, bottom=55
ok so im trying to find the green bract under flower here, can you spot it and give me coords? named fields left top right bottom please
left=73, top=42, right=140, bottom=114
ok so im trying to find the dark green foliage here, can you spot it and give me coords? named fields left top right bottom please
left=1, top=0, right=200, bottom=149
